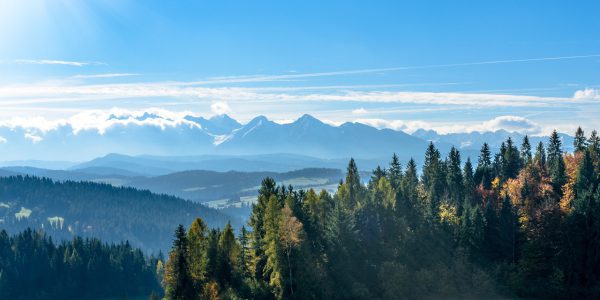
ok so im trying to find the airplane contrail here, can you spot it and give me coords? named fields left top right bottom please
left=184, top=54, right=600, bottom=85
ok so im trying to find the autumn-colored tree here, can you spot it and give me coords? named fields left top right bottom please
left=560, top=152, right=583, bottom=212
left=280, top=203, right=304, bottom=296
left=187, top=218, right=208, bottom=288
left=201, top=281, right=219, bottom=300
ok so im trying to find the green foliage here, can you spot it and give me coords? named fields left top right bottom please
left=0, top=176, right=234, bottom=253
left=155, top=127, right=600, bottom=299
left=575, top=126, right=588, bottom=152
left=0, top=228, right=160, bottom=300
left=164, top=225, right=194, bottom=300
left=521, top=135, right=532, bottom=165
left=476, top=142, right=493, bottom=189
left=548, top=130, right=567, bottom=196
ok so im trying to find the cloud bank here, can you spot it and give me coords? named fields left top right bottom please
left=574, top=88, right=600, bottom=100
left=356, top=115, right=542, bottom=135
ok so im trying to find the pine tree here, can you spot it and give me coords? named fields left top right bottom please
left=345, top=158, right=363, bottom=208
left=387, top=153, right=403, bottom=192
left=205, top=229, right=220, bottom=283
left=463, top=157, right=475, bottom=205
left=249, top=177, right=277, bottom=281
left=476, top=143, right=493, bottom=189
left=574, top=127, right=587, bottom=152
left=548, top=130, right=567, bottom=196
left=369, top=166, right=386, bottom=189
left=521, top=135, right=532, bottom=165
left=422, top=142, right=445, bottom=211
left=187, top=218, right=208, bottom=289
left=575, top=149, right=597, bottom=198
left=217, top=222, right=240, bottom=286
left=498, top=196, right=518, bottom=263
left=589, top=130, right=600, bottom=154
left=165, top=225, right=194, bottom=300
left=324, top=201, right=357, bottom=299
left=502, top=137, right=521, bottom=181
left=535, top=141, right=547, bottom=168
left=238, top=226, right=251, bottom=277
left=400, top=158, right=420, bottom=224
left=446, top=146, right=463, bottom=204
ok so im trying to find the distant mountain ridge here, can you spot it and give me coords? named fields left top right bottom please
left=413, top=129, right=575, bottom=153
left=0, top=112, right=574, bottom=162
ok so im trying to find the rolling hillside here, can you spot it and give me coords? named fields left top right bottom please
left=0, top=176, right=237, bottom=253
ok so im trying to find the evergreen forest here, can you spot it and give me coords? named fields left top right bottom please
left=163, top=128, right=600, bottom=299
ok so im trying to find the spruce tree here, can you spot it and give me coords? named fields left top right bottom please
left=476, top=143, right=493, bottom=189
left=446, top=146, right=463, bottom=204
left=547, top=130, right=567, bottom=196
left=463, top=157, right=475, bottom=205
left=502, top=137, right=521, bottom=180
left=589, top=130, right=600, bottom=154
left=238, top=226, right=251, bottom=277
left=575, top=149, right=597, bottom=198
left=345, top=158, right=363, bottom=207
left=369, top=166, right=386, bottom=189
left=217, top=222, right=240, bottom=286
left=535, top=141, right=547, bottom=168
left=422, top=142, right=444, bottom=215
left=400, top=158, right=420, bottom=224
left=388, top=153, right=402, bottom=192
left=574, top=127, right=587, bottom=152
left=521, top=135, right=532, bottom=165
left=166, top=225, right=194, bottom=300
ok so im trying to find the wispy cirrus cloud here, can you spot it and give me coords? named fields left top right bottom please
left=71, top=73, right=139, bottom=79
left=0, top=81, right=570, bottom=107
left=189, top=54, right=600, bottom=85
left=8, top=59, right=105, bottom=67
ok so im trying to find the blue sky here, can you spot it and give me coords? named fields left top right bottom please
left=1, top=0, right=600, bottom=135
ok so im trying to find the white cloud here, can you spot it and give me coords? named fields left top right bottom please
left=210, top=101, right=231, bottom=115
left=0, top=108, right=201, bottom=135
left=273, top=119, right=295, bottom=124
left=72, top=73, right=139, bottom=79
left=0, top=136, right=6, bottom=143
left=24, top=132, right=43, bottom=143
left=573, top=88, right=600, bottom=100
left=354, top=118, right=432, bottom=133
left=355, top=115, right=542, bottom=135
left=472, top=116, right=542, bottom=134
left=0, top=82, right=565, bottom=108
left=11, top=59, right=103, bottom=67
left=352, top=108, right=368, bottom=115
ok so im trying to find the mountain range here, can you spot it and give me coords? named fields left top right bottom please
left=0, top=112, right=574, bottom=163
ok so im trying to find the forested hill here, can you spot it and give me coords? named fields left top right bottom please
left=0, top=228, right=162, bottom=300
left=0, top=176, right=237, bottom=253
left=162, top=128, right=600, bottom=299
